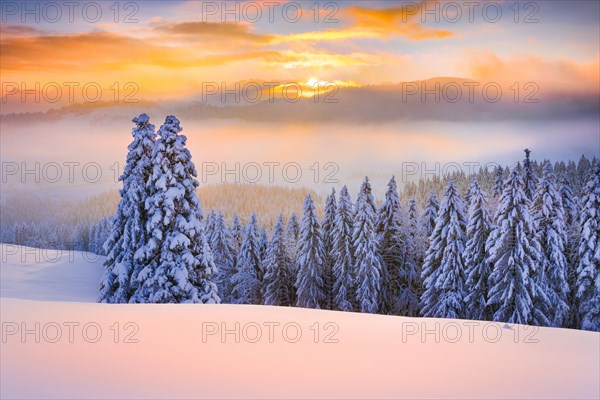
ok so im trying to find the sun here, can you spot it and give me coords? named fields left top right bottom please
left=307, top=77, right=319, bottom=87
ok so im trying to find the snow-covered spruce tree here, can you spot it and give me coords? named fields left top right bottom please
left=464, top=178, right=475, bottom=207
left=376, top=177, right=401, bottom=313
left=263, top=214, right=294, bottom=306
left=205, top=210, right=217, bottom=244
left=295, top=195, right=325, bottom=309
left=576, top=161, right=600, bottom=331
left=134, top=115, right=219, bottom=304
left=576, top=155, right=592, bottom=193
left=231, top=213, right=263, bottom=304
left=259, top=227, right=269, bottom=264
left=99, top=114, right=155, bottom=303
left=531, top=162, right=570, bottom=327
left=332, top=185, right=356, bottom=311
left=420, top=180, right=467, bottom=319
left=464, top=180, right=493, bottom=321
left=561, top=174, right=581, bottom=233
left=376, top=176, right=408, bottom=315
left=486, top=167, right=547, bottom=325
left=321, top=189, right=337, bottom=310
left=99, top=218, right=113, bottom=255
left=228, top=214, right=243, bottom=303
left=88, top=224, right=99, bottom=254
left=90, top=217, right=112, bottom=256
left=212, top=212, right=236, bottom=304
left=523, top=148, right=538, bottom=200
left=422, top=191, right=439, bottom=239
left=230, top=215, right=244, bottom=254
left=286, top=212, right=300, bottom=264
left=406, top=196, right=426, bottom=299
left=565, top=160, right=578, bottom=192
left=87, top=223, right=98, bottom=253
left=493, top=165, right=505, bottom=199
left=560, top=174, right=582, bottom=328
left=285, top=212, right=300, bottom=305
left=408, top=197, right=427, bottom=263
left=354, top=177, right=384, bottom=314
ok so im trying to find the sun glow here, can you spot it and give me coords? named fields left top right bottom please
left=307, top=77, right=319, bottom=87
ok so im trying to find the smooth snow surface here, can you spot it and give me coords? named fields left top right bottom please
left=1, top=244, right=103, bottom=302
left=1, top=244, right=599, bottom=399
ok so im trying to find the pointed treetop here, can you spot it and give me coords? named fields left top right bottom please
left=324, top=188, right=337, bottom=211
left=361, top=176, right=372, bottom=191
left=389, top=175, right=397, bottom=187
left=250, top=212, right=258, bottom=225
left=358, top=176, right=376, bottom=212
left=159, top=115, right=182, bottom=138
left=133, top=113, right=150, bottom=125
left=275, top=213, right=285, bottom=227
left=340, top=185, right=350, bottom=198
left=165, top=115, right=180, bottom=125
left=233, top=214, right=241, bottom=225
left=130, top=114, right=155, bottom=141
left=304, top=194, right=314, bottom=208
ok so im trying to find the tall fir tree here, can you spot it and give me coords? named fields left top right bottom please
left=205, top=210, right=217, bottom=244
left=286, top=212, right=300, bottom=305
left=231, top=213, right=263, bottom=304
left=422, top=191, right=439, bottom=239
left=321, top=189, right=337, bottom=310
left=523, top=148, right=539, bottom=199
left=464, top=180, right=493, bottom=320
left=91, top=217, right=111, bottom=256
left=486, top=167, right=547, bottom=325
left=133, top=115, right=219, bottom=304
left=228, top=214, right=243, bottom=303
left=560, top=174, right=582, bottom=328
left=286, top=212, right=300, bottom=264
left=576, top=155, right=592, bottom=193
left=212, top=212, right=236, bottom=304
left=420, top=180, right=467, bottom=319
left=576, top=161, right=600, bottom=331
left=493, top=165, right=505, bottom=199
left=353, top=177, right=384, bottom=313
left=295, top=195, right=325, bottom=309
left=532, top=161, right=570, bottom=327
left=406, top=196, right=426, bottom=299
left=376, top=176, right=409, bottom=314
left=259, top=227, right=269, bottom=264
left=263, top=215, right=294, bottom=306
left=231, top=215, right=244, bottom=254
left=100, top=114, right=155, bottom=303
left=464, top=178, right=476, bottom=206
left=332, top=185, right=356, bottom=311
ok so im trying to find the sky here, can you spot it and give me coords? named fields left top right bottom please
left=1, top=0, right=599, bottom=195
left=2, top=0, right=599, bottom=104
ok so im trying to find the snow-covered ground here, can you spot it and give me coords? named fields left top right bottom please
left=1, top=244, right=103, bottom=302
left=1, top=244, right=599, bottom=399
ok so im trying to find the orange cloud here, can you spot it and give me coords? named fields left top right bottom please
left=0, top=30, right=284, bottom=73
left=274, top=0, right=454, bottom=44
left=460, top=50, right=600, bottom=93
left=345, top=2, right=454, bottom=40
left=155, top=21, right=274, bottom=45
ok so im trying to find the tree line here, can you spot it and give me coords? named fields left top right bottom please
left=10, top=113, right=599, bottom=331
